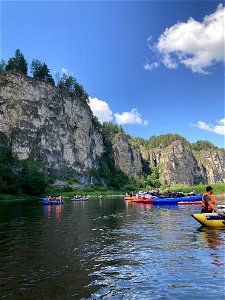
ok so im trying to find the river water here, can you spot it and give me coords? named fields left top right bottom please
left=0, top=197, right=224, bottom=300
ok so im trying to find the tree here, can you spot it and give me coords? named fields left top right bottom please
left=146, top=166, right=161, bottom=188
left=0, top=59, right=6, bottom=73
left=30, top=59, right=55, bottom=85
left=191, top=140, right=218, bottom=151
left=74, top=82, right=89, bottom=102
left=57, top=74, right=77, bottom=92
left=5, top=49, right=28, bottom=75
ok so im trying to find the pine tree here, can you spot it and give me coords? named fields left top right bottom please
left=5, top=49, right=28, bottom=75
left=30, top=59, right=55, bottom=85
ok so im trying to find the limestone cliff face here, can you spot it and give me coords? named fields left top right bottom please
left=195, top=150, right=225, bottom=184
left=140, top=140, right=225, bottom=184
left=0, top=72, right=104, bottom=179
left=111, top=133, right=142, bottom=178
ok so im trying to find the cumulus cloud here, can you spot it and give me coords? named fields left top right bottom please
left=148, top=4, right=225, bottom=74
left=88, top=97, right=113, bottom=124
left=191, top=118, right=225, bottom=135
left=114, top=108, right=149, bottom=126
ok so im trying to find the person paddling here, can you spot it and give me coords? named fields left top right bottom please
left=201, top=186, right=219, bottom=214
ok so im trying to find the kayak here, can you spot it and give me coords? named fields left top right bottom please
left=192, top=213, right=225, bottom=228
left=152, top=194, right=202, bottom=205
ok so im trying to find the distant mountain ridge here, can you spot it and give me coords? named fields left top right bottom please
left=0, top=71, right=224, bottom=185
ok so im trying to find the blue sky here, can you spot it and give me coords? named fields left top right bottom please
left=1, top=1, right=224, bottom=147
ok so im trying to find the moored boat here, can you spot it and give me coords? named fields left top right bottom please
left=192, top=213, right=225, bottom=228
left=152, top=194, right=202, bottom=205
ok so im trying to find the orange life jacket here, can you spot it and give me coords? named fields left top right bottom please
left=202, top=192, right=215, bottom=211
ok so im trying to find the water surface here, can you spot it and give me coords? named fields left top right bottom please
left=0, top=197, right=224, bottom=299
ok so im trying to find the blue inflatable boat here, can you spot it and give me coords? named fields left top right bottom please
left=152, top=194, right=202, bottom=205
left=43, top=197, right=63, bottom=205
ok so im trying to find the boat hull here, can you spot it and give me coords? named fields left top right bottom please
left=131, top=197, right=154, bottom=203
left=124, top=196, right=136, bottom=201
left=152, top=195, right=202, bottom=205
left=192, top=213, right=225, bottom=228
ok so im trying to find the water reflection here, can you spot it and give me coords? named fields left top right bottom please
left=43, top=204, right=62, bottom=220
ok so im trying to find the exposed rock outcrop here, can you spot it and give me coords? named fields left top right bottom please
left=140, top=140, right=225, bottom=185
left=111, top=133, right=142, bottom=178
left=0, top=72, right=104, bottom=180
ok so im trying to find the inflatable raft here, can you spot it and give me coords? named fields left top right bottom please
left=192, top=213, right=225, bottom=228
left=152, top=194, right=202, bottom=205
left=43, top=199, right=63, bottom=205
left=43, top=197, right=63, bottom=205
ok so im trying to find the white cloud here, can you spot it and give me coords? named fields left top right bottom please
left=114, top=108, right=149, bottom=126
left=88, top=97, right=113, bottom=123
left=191, top=118, right=225, bottom=135
left=149, top=4, right=224, bottom=74
left=144, top=61, right=160, bottom=70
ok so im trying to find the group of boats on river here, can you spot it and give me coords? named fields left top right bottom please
left=124, top=190, right=202, bottom=205
left=43, top=188, right=225, bottom=228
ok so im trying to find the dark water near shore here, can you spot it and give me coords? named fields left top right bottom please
left=0, top=197, right=224, bottom=300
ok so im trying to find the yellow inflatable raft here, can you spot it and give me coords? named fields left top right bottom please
left=192, top=213, right=225, bottom=228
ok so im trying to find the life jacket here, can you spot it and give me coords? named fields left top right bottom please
left=202, top=192, right=215, bottom=211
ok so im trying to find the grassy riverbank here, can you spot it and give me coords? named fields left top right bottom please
left=1, top=183, right=224, bottom=200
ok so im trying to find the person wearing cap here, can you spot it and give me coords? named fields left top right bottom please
left=201, top=186, right=219, bottom=214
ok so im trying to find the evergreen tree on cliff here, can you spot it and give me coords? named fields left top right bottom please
left=0, top=59, right=6, bottom=73
left=5, top=49, right=28, bottom=75
left=30, top=59, right=55, bottom=85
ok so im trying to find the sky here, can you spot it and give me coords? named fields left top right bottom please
left=1, top=0, right=224, bottom=148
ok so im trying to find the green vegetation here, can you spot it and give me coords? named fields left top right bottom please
left=101, top=122, right=125, bottom=149
left=57, top=73, right=89, bottom=102
left=30, top=59, right=55, bottom=85
left=0, top=59, right=6, bottom=74
left=144, top=134, right=190, bottom=149
left=191, top=140, right=218, bottom=151
left=0, top=132, right=48, bottom=197
left=90, top=155, right=129, bottom=189
left=5, top=49, right=28, bottom=75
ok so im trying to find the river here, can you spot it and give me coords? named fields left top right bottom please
left=0, top=197, right=224, bottom=299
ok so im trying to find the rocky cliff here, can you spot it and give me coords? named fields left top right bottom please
left=111, top=133, right=142, bottom=178
left=0, top=72, right=104, bottom=181
left=140, top=140, right=225, bottom=185
left=0, top=72, right=224, bottom=185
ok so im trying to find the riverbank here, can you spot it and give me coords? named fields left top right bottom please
left=0, top=183, right=224, bottom=201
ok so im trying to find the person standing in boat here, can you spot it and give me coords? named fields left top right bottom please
left=201, top=186, right=219, bottom=214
